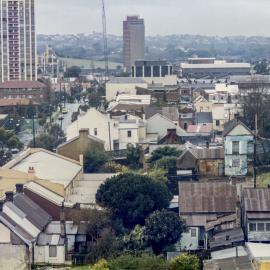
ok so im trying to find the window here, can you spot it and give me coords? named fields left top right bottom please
left=94, top=128, right=97, bottom=136
left=184, top=123, right=188, bottom=130
left=49, top=246, right=57, bottom=257
left=190, top=229, right=196, bottom=237
left=127, top=130, right=132, bottom=137
left=232, top=159, right=240, bottom=167
left=232, top=141, right=240, bottom=154
left=266, top=223, right=270, bottom=231
left=249, top=223, right=256, bottom=232
left=216, top=120, right=220, bottom=126
left=257, top=223, right=265, bottom=232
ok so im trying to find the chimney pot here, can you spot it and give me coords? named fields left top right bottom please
left=0, top=201, right=3, bottom=212
left=5, top=192, right=13, bottom=202
left=16, top=184, right=24, bottom=194
left=79, top=128, right=89, bottom=137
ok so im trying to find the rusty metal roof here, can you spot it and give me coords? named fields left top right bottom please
left=179, top=182, right=237, bottom=214
left=189, top=147, right=224, bottom=160
left=243, top=188, right=270, bottom=212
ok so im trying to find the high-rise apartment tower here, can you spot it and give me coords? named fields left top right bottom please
left=123, top=15, right=145, bottom=72
left=0, top=0, right=37, bottom=82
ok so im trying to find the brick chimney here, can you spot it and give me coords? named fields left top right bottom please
left=16, top=184, right=24, bottom=194
left=79, top=128, right=89, bottom=138
left=5, top=192, right=13, bottom=202
left=0, top=201, right=3, bottom=212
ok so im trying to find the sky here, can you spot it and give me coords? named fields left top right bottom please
left=36, top=0, right=270, bottom=36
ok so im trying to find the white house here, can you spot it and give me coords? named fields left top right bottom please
left=105, top=77, right=147, bottom=101
left=223, top=120, right=254, bottom=176
left=67, top=108, right=146, bottom=151
left=146, top=113, right=187, bottom=140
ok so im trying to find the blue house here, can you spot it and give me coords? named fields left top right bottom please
left=223, top=119, right=254, bottom=176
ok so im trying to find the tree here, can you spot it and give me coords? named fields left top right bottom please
left=154, top=156, right=177, bottom=171
left=149, top=147, right=182, bottom=165
left=96, top=173, right=172, bottom=228
left=254, top=59, right=269, bottom=75
left=144, top=210, right=185, bottom=254
left=242, top=82, right=270, bottom=136
left=84, top=148, right=110, bottom=173
left=0, top=128, right=23, bottom=150
left=64, top=65, right=81, bottom=78
left=169, top=254, right=200, bottom=270
left=126, top=144, right=143, bottom=169
left=92, top=259, right=110, bottom=270
left=123, top=225, right=147, bottom=251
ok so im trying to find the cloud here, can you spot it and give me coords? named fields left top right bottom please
left=36, top=0, right=270, bottom=36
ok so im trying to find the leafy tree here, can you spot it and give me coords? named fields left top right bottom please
left=169, top=254, right=200, bottom=270
left=150, top=147, right=182, bottom=165
left=96, top=173, right=172, bottom=228
left=148, top=168, right=168, bottom=183
left=123, top=225, right=147, bottom=251
left=126, top=144, right=143, bottom=169
left=254, top=59, right=269, bottom=75
left=0, top=149, right=12, bottom=166
left=64, top=65, right=81, bottom=78
left=0, top=128, right=23, bottom=150
left=155, top=156, right=177, bottom=171
left=144, top=210, right=185, bottom=254
left=92, top=259, right=110, bottom=270
left=84, top=148, right=110, bottom=173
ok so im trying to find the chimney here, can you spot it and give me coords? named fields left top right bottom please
left=28, top=166, right=36, bottom=180
left=0, top=201, right=3, bottom=212
left=5, top=192, right=13, bottom=202
left=16, top=184, right=24, bottom=194
left=79, top=128, right=89, bottom=138
left=79, top=154, right=84, bottom=166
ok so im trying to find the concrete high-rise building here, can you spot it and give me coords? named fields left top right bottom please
left=123, top=15, right=145, bottom=72
left=0, top=0, right=37, bottom=82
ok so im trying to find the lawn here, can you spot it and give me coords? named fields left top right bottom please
left=257, top=172, right=270, bottom=187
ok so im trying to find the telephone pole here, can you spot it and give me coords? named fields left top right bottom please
left=253, top=113, right=258, bottom=188
left=101, top=0, right=109, bottom=78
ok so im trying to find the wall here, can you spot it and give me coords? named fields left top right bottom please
left=247, top=220, right=270, bottom=242
left=194, top=101, right=213, bottom=113
left=225, top=134, right=253, bottom=176
left=143, top=75, right=177, bottom=85
left=35, top=245, right=65, bottom=265
left=0, top=244, right=29, bottom=270
left=67, top=108, right=119, bottom=151
left=197, top=159, right=224, bottom=177
left=147, top=114, right=178, bottom=139
left=105, top=82, right=147, bottom=101
left=57, top=135, right=104, bottom=161
left=180, top=227, right=200, bottom=251
left=0, top=223, right=11, bottom=243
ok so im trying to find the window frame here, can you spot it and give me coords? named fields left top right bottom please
left=127, top=130, right=132, bottom=138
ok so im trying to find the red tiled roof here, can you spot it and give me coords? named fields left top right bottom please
left=0, top=98, right=38, bottom=107
left=0, top=80, right=47, bottom=89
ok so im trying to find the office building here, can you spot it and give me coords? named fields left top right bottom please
left=123, top=15, right=145, bottom=72
left=180, top=58, right=251, bottom=78
left=0, top=0, right=37, bottom=82
left=132, top=60, right=173, bottom=78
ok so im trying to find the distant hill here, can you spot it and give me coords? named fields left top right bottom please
left=37, top=33, right=270, bottom=63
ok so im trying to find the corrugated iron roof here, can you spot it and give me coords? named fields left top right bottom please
left=244, top=188, right=270, bottom=212
left=179, top=182, right=237, bottom=214
left=189, top=147, right=224, bottom=160
left=14, top=193, right=52, bottom=230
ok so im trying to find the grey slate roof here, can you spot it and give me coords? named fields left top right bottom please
left=222, top=119, right=253, bottom=137
left=13, top=193, right=52, bottom=230
left=194, top=112, right=213, bottom=124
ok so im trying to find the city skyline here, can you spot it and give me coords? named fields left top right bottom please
left=36, top=0, right=270, bottom=37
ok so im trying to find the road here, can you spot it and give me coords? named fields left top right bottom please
left=18, top=103, right=79, bottom=147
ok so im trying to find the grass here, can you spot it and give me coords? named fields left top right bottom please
left=257, top=172, right=270, bottom=187
left=60, top=57, right=122, bottom=69
left=71, top=266, right=91, bottom=270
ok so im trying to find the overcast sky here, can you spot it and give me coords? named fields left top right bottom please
left=36, top=0, right=270, bottom=36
